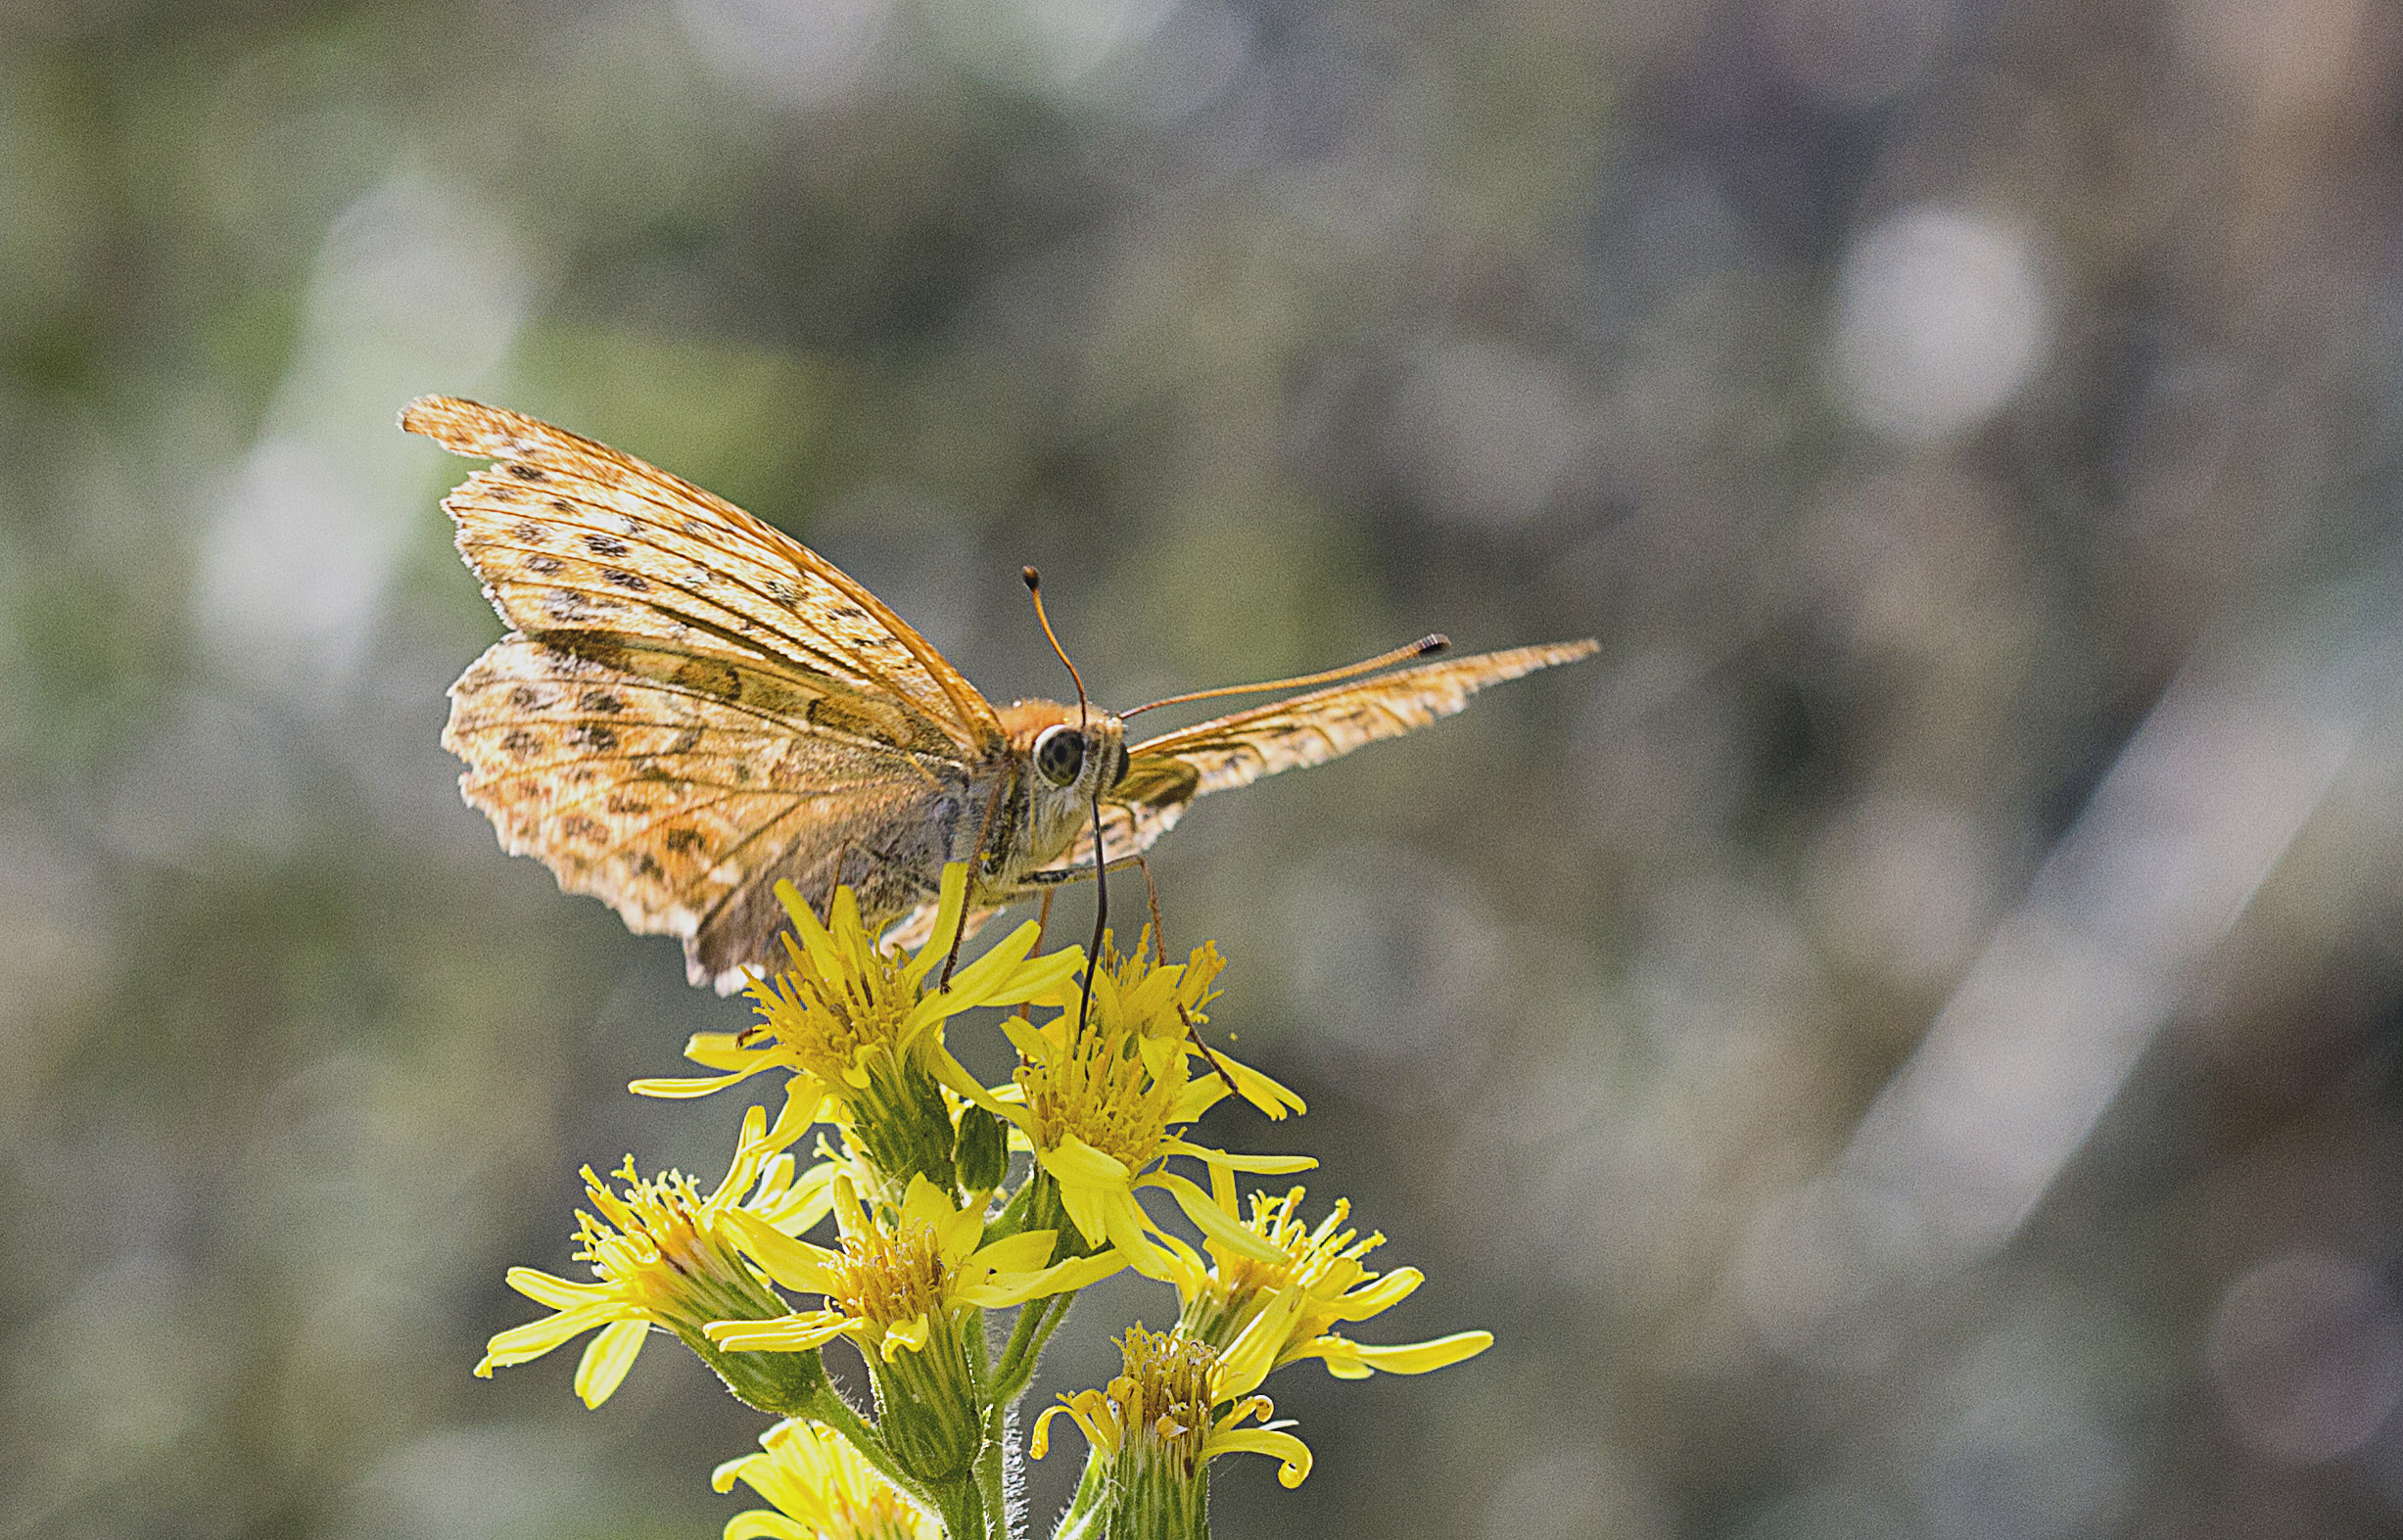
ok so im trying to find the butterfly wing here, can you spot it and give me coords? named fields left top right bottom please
left=406, top=397, right=1006, bottom=991
left=1029, top=638, right=1602, bottom=881
left=405, top=396, right=1006, bottom=755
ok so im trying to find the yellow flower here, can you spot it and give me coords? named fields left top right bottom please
left=713, top=1418, right=937, bottom=1540
left=709, top=1173, right=1120, bottom=1483
left=1032, top=1326, right=1313, bottom=1495
left=966, top=936, right=1312, bottom=1281
left=1168, top=1183, right=1494, bottom=1379
left=633, top=864, right=1083, bottom=1189
left=475, top=1104, right=825, bottom=1409
left=706, top=1172, right=1122, bottom=1360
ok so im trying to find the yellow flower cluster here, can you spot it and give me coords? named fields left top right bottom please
left=476, top=863, right=1494, bottom=1538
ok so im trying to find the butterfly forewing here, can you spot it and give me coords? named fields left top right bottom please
left=1017, top=639, right=1603, bottom=885
left=1121, top=639, right=1603, bottom=799
left=406, top=396, right=1004, bottom=753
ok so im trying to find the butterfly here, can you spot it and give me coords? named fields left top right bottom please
left=403, top=397, right=1599, bottom=993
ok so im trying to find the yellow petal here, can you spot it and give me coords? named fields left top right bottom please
left=477, top=1301, right=622, bottom=1375
left=898, top=863, right=973, bottom=985
left=724, top=1208, right=844, bottom=1293
left=881, top=1314, right=931, bottom=1359
left=674, top=1031, right=774, bottom=1069
left=709, top=1450, right=759, bottom=1494
left=1330, top=1267, right=1423, bottom=1321
left=1217, top=1289, right=1303, bottom=1397
left=909, top=916, right=1037, bottom=1015
left=765, top=1085, right=834, bottom=1148
left=501, top=1267, right=612, bottom=1310
left=899, top=1173, right=950, bottom=1230
left=1164, top=1142, right=1316, bottom=1176
left=572, top=1319, right=651, bottom=1408
left=1207, top=1427, right=1313, bottom=1487
left=725, top=1514, right=815, bottom=1540
left=706, top=1312, right=852, bottom=1353
left=1101, top=1194, right=1179, bottom=1281
left=1001, top=1012, right=1052, bottom=1062
left=967, top=1230, right=1060, bottom=1278
left=1144, top=1172, right=1286, bottom=1265
left=1044, top=1134, right=1133, bottom=1188
left=961, top=1247, right=1126, bottom=1307
left=627, top=1069, right=761, bottom=1098
left=1030, top=1404, right=1069, bottom=1461
left=926, top=1041, right=1029, bottom=1128
left=1058, top=1181, right=1112, bottom=1250
left=1218, top=1054, right=1306, bottom=1119
left=1336, top=1330, right=1494, bottom=1376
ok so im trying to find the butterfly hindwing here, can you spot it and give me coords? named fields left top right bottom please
left=447, top=636, right=969, bottom=987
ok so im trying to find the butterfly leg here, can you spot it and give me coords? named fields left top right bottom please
left=1131, top=852, right=1238, bottom=1097
left=1016, top=850, right=1151, bottom=889
left=939, top=774, right=1016, bottom=993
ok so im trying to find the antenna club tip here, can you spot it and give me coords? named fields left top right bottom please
left=1420, top=633, right=1450, bottom=655
left=1021, top=566, right=1041, bottom=589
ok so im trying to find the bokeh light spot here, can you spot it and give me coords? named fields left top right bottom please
left=1827, top=206, right=2053, bottom=443
left=2208, top=1250, right=2403, bottom=1465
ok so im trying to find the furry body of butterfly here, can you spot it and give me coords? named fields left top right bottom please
left=403, top=396, right=1599, bottom=993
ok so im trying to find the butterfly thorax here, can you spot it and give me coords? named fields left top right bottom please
left=983, top=699, right=1129, bottom=893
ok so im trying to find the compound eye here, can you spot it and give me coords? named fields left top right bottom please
left=1033, top=724, right=1086, bottom=788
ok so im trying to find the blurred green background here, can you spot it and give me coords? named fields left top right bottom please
left=9, top=0, right=2403, bottom=1536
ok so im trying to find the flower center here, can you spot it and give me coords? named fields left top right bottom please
left=757, top=951, right=916, bottom=1086
left=828, top=1215, right=952, bottom=1331
left=1018, top=1010, right=1180, bottom=1170
left=1110, top=1328, right=1220, bottom=1475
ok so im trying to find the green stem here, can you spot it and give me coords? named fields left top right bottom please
left=973, top=1409, right=1012, bottom=1540
left=1052, top=1450, right=1111, bottom=1540
left=806, top=1383, right=944, bottom=1519
left=994, top=1293, right=1075, bottom=1403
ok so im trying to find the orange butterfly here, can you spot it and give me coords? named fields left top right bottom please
left=404, top=397, right=1598, bottom=992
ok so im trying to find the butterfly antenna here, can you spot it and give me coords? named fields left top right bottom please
left=1120, top=634, right=1449, bottom=718
left=1024, top=567, right=1107, bottom=1031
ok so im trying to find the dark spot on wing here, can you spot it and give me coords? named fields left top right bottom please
left=580, top=688, right=625, bottom=714
left=508, top=685, right=542, bottom=710
left=569, top=723, right=620, bottom=751
left=501, top=728, right=542, bottom=758
left=664, top=827, right=705, bottom=854
left=507, top=463, right=546, bottom=482
left=601, top=567, right=649, bottom=591
left=526, top=554, right=563, bottom=575
left=585, top=534, right=631, bottom=558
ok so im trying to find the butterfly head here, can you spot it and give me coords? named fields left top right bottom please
left=1006, top=700, right=1130, bottom=800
